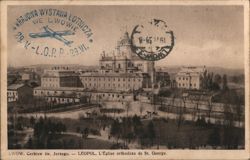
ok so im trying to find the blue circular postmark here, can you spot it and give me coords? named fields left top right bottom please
left=13, top=8, right=93, bottom=58
left=131, top=19, right=174, bottom=61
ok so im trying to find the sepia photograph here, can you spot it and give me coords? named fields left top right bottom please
left=1, top=1, right=249, bottom=159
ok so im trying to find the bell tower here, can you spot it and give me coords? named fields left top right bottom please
left=117, top=32, right=134, bottom=59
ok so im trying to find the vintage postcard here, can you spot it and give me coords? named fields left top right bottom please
left=0, top=0, right=249, bottom=160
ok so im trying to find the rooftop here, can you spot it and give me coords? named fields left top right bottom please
left=34, top=86, right=134, bottom=94
left=42, top=70, right=79, bottom=77
left=177, top=66, right=206, bottom=76
left=80, top=72, right=149, bottom=78
left=34, top=86, right=85, bottom=91
left=8, top=84, right=25, bottom=90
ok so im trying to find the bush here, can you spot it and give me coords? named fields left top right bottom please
left=207, top=127, right=221, bottom=147
left=90, top=128, right=100, bottom=136
left=100, top=108, right=125, bottom=113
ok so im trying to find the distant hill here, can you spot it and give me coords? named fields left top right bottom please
left=9, top=64, right=99, bottom=71
left=205, top=66, right=244, bottom=76
left=156, top=65, right=244, bottom=76
left=9, top=64, right=244, bottom=77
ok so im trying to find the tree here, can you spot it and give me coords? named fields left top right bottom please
left=139, top=103, right=144, bottom=117
left=76, top=126, right=81, bottom=133
left=207, top=73, right=213, bottom=89
left=207, top=97, right=213, bottom=123
left=208, top=127, right=221, bottom=148
left=187, top=128, right=197, bottom=149
left=193, top=94, right=202, bottom=121
left=34, top=117, right=44, bottom=138
left=223, top=103, right=234, bottom=127
left=84, top=127, right=89, bottom=139
left=147, top=121, right=156, bottom=146
left=235, top=102, right=243, bottom=127
left=210, top=72, right=214, bottom=86
left=201, top=70, right=208, bottom=89
left=27, top=136, right=33, bottom=149
left=30, top=116, right=36, bottom=127
left=214, top=74, right=222, bottom=85
left=121, top=117, right=134, bottom=146
left=110, top=119, right=121, bottom=143
left=222, top=74, right=229, bottom=91
left=132, top=115, right=142, bottom=136
left=54, top=122, right=65, bottom=133
left=125, top=101, right=131, bottom=118
left=177, top=96, right=185, bottom=129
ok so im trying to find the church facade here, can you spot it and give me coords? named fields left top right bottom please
left=33, top=32, right=159, bottom=104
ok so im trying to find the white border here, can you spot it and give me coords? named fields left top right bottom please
left=1, top=1, right=249, bottom=160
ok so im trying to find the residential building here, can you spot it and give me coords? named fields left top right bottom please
left=175, top=66, right=206, bottom=90
left=41, top=68, right=81, bottom=88
left=7, top=84, right=33, bottom=103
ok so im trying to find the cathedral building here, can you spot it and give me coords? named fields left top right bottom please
left=79, top=32, right=154, bottom=91
left=33, top=32, right=169, bottom=103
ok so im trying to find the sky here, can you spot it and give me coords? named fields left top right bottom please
left=7, top=5, right=244, bottom=69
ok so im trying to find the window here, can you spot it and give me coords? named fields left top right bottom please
left=183, top=78, right=185, bottom=80
left=183, top=83, right=184, bottom=86
left=186, top=78, right=188, bottom=80
left=179, top=77, right=181, bottom=80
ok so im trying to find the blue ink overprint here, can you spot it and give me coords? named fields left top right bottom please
left=13, top=8, right=93, bottom=58
left=29, top=25, right=74, bottom=47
